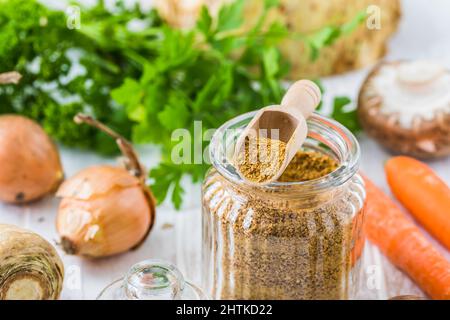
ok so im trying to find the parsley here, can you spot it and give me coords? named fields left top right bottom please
left=0, top=0, right=139, bottom=154
left=0, top=0, right=363, bottom=209
left=330, top=96, right=362, bottom=134
left=109, top=1, right=292, bottom=208
left=305, top=11, right=366, bottom=61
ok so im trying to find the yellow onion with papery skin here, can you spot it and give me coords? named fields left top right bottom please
left=0, top=72, right=62, bottom=204
left=56, top=166, right=154, bottom=257
left=0, top=115, right=63, bottom=204
left=55, top=114, right=156, bottom=258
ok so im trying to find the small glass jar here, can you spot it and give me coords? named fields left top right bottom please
left=97, top=260, right=208, bottom=300
left=202, top=112, right=366, bottom=300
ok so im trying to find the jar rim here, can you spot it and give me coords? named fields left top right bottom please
left=209, top=111, right=361, bottom=191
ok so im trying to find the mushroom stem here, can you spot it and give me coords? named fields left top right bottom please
left=74, top=114, right=145, bottom=180
left=0, top=72, right=21, bottom=85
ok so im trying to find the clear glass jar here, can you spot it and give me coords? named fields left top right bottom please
left=97, top=260, right=208, bottom=300
left=202, top=112, right=366, bottom=300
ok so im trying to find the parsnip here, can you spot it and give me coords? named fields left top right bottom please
left=0, top=224, right=64, bottom=300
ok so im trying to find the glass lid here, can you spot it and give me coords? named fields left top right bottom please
left=97, top=259, right=208, bottom=300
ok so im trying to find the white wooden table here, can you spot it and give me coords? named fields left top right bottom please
left=1, top=0, right=449, bottom=299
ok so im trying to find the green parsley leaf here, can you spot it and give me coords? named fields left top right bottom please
left=157, top=93, right=190, bottom=130
left=330, top=96, right=362, bottom=134
left=197, top=6, right=213, bottom=38
left=264, top=0, right=280, bottom=9
left=307, top=27, right=341, bottom=61
left=263, top=47, right=280, bottom=78
left=216, top=0, right=246, bottom=33
left=171, top=180, right=185, bottom=210
left=306, top=10, right=365, bottom=61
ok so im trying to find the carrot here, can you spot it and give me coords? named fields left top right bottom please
left=363, top=175, right=450, bottom=300
left=385, top=156, right=450, bottom=250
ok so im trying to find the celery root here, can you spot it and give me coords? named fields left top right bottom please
left=0, top=224, right=64, bottom=300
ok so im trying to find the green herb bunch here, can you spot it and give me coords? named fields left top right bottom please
left=106, top=0, right=293, bottom=208
left=0, top=0, right=138, bottom=154
left=107, top=0, right=363, bottom=208
left=0, top=0, right=362, bottom=209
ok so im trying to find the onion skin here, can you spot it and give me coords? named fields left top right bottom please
left=0, top=115, right=63, bottom=203
left=56, top=165, right=155, bottom=258
left=0, top=224, right=64, bottom=300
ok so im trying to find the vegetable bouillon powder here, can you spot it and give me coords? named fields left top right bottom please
left=202, top=150, right=364, bottom=299
left=236, top=136, right=287, bottom=184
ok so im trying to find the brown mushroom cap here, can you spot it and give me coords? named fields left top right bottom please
left=358, top=60, right=450, bottom=159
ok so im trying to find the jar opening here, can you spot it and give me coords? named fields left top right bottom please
left=209, top=112, right=360, bottom=191
left=124, top=260, right=185, bottom=300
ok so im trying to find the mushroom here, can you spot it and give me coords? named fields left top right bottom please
left=358, top=60, right=450, bottom=159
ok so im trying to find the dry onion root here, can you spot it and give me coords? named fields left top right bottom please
left=0, top=115, right=63, bottom=203
left=56, top=114, right=156, bottom=258
left=0, top=224, right=64, bottom=300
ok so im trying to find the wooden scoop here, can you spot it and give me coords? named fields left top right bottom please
left=234, top=80, right=321, bottom=185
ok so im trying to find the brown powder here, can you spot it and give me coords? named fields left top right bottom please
left=236, top=136, right=287, bottom=183
left=202, top=150, right=365, bottom=300
left=279, top=150, right=338, bottom=182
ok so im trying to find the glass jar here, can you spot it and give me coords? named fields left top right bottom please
left=202, top=112, right=366, bottom=300
left=97, top=260, right=208, bottom=300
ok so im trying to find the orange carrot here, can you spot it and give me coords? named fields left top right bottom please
left=385, top=156, right=450, bottom=250
left=363, top=175, right=450, bottom=300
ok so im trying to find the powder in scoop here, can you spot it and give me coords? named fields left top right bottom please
left=236, top=135, right=287, bottom=183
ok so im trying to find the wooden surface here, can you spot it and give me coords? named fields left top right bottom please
left=1, top=0, right=449, bottom=300
left=2, top=137, right=447, bottom=300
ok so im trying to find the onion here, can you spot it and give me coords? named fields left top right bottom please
left=0, top=115, right=63, bottom=203
left=0, top=224, right=64, bottom=300
left=56, top=114, right=156, bottom=258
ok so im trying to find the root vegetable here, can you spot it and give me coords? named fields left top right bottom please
left=56, top=114, right=156, bottom=258
left=0, top=115, right=63, bottom=203
left=385, top=156, right=450, bottom=250
left=363, top=176, right=450, bottom=300
left=155, top=0, right=401, bottom=78
left=0, top=224, right=64, bottom=300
